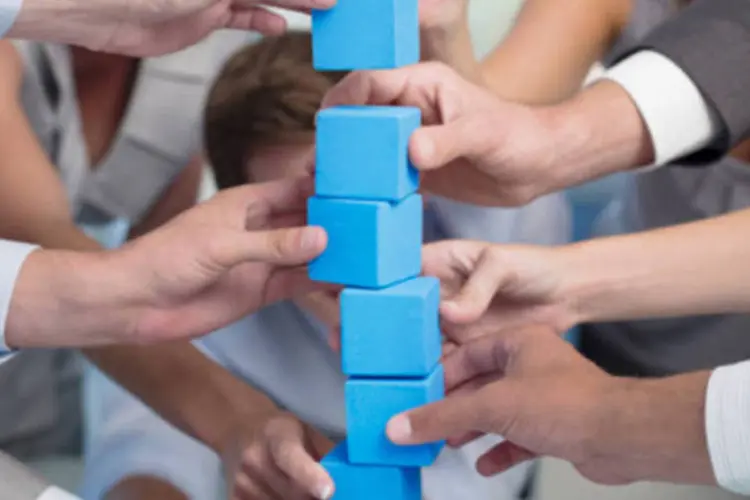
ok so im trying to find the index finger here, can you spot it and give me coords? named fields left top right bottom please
left=386, top=385, right=504, bottom=446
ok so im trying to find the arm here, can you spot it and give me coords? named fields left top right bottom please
left=423, top=206, right=750, bottom=344
left=421, top=0, right=632, bottom=104
left=632, top=0, right=750, bottom=161
left=562, top=207, right=750, bottom=324
left=85, top=341, right=278, bottom=453
left=0, top=42, right=100, bottom=251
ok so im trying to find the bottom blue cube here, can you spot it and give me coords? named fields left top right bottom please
left=346, top=364, right=445, bottom=466
left=323, top=442, right=421, bottom=500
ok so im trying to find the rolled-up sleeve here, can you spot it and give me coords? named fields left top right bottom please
left=602, top=51, right=720, bottom=169
left=706, top=361, right=750, bottom=495
left=0, top=239, right=38, bottom=362
left=0, top=0, right=22, bottom=37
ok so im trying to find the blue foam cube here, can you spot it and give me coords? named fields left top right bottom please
left=322, top=442, right=421, bottom=500
left=341, top=277, right=440, bottom=377
left=312, top=0, right=419, bottom=70
left=346, top=364, right=445, bottom=466
left=316, top=106, right=420, bottom=202
left=308, top=194, right=422, bottom=288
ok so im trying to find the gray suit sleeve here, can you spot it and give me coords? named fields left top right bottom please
left=633, top=0, right=750, bottom=163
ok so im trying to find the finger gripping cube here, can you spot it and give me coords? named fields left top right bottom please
left=312, top=0, right=419, bottom=70
left=316, top=106, right=420, bottom=202
left=308, top=194, right=422, bottom=288
left=322, top=442, right=421, bottom=500
left=346, top=364, right=445, bottom=466
left=341, top=277, right=441, bottom=377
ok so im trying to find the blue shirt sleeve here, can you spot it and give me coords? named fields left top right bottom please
left=0, top=0, right=22, bottom=38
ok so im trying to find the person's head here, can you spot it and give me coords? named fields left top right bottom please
left=204, top=32, right=348, bottom=189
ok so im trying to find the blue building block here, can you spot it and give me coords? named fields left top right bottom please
left=316, top=106, right=420, bottom=202
left=308, top=194, right=422, bottom=288
left=312, top=0, right=419, bottom=70
left=346, top=364, right=445, bottom=466
left=323, top=442, right=421, bottom=500
left=341, top=277, right=440, bottom=377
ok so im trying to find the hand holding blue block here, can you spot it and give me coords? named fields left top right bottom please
left=341, top=277, right=441, bottom=377
left=312, top=0, right=419, bottom=70
left=346, top=364, right=445, bottom=466
left=316, top=106, right=420, bottom=202
left=322, top=442, right=421, bottom=500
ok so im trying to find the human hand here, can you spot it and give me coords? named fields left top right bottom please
left=223, top=412, right=335, bottom=500
left=121, top=176, right=331, bottom=345
left=324, top=66, right=651, bottom=206
left=10, top=0, right=335, bottom=57
left=386, top=326, right=714, bottom=487
left=423, top=239, right=578, bottom=344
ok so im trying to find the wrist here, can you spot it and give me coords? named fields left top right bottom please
left=541, top=81, right=654, bottom=192
left=209, top=385, right=280, bottom=455
left=6, top=249, right=139, bottom=348
left=590, top=372, right=714, bottom=485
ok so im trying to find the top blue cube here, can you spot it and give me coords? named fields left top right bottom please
left=312, top=0, right=419, bottom=71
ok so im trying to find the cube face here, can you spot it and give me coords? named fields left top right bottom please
left=345, top=365, right=445, bottom=466
left=316, top=106, right=420, bottom=202
left=308, top=195, right=422, bottom=288
left=312, top=0, right=419, bottom=70
left=323, top=442, right=421, bottom=500
left=341, top=277, right=441, bottom=377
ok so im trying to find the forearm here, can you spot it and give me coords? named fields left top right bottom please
left=4, top=248, right=138, bottom=348
left=541, top=80, right=654, bottom=191
left=559, top=208, right=750, bottom=324
left=479, top=0, right=630, bottom=104
left=6, top=0, right=110, bottom=47
left=87, top=342, right=280, bottom=453
left=593, top=371, right=713, bottom=485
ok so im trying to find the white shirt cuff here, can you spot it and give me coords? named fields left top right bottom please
left=0, top=0, right=22, bottom=38
left=601, top=50, right=720, bottom=170
left=0, top=239, right=38, bottom=356
left=37, top=487, right=82, bottom=500
left=706, top=361, right=750, bottom=495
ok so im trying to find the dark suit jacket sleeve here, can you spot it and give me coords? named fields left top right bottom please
left=628, top=0, right=750, bottom=163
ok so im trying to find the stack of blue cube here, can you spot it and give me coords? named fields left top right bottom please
left=309, top=0, right=445, bottom=498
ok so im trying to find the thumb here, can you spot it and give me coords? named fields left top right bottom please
left=211, top=226, right=328, bottom=269
left=410, top=117, right=494, bottom=172
left=387, top=391, right=494, bottom=446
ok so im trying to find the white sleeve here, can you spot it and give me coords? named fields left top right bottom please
left=601, top=50, right=721, bottom=169
left=37, top=487, right=82, bottom=500
left=706, top=361, right=750, bottom=495
left=0, top=240, right=38, bottom=361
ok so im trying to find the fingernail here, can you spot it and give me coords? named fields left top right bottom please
left=317, top=484, right=333, bottom=500
left=302, top=227, right=325, bottom=252
left=413, top=134, right=435, bottom=167
left=387, top=415, right=412, bottom=443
